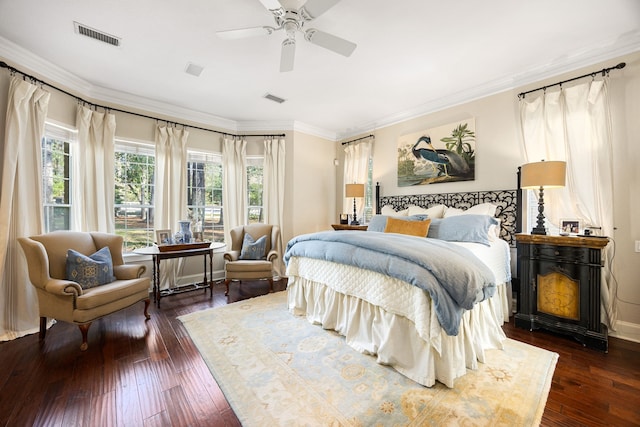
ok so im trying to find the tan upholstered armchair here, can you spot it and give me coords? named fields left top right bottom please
left=18, top=231, right=151, bottom=351
left=224, top=224, right=280, bottom=296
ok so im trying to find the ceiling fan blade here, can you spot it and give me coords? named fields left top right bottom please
left=305, top=28, right=356, bottom=57
left=257, top=0, right=285, bottom=17
left=299, top=0, right=340, bottom=20
left=280, top=38, right=296, bottom=72
left=216, top=26, right=275, bottom=40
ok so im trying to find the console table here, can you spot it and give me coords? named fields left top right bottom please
left=134, top=242, right=226, bottom=307
left=331, top=224, right=368, bottom=231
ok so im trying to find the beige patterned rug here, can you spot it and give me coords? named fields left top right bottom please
left=179, top=291, right=558, bottom=426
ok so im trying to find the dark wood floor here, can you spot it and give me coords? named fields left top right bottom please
left=1, top=280, right=639, bottom=426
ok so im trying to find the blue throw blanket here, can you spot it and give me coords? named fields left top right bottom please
left=284, top=231, right=496, bottom=336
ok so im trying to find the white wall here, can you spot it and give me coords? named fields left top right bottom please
left=287, top=131, right=336, bottom=243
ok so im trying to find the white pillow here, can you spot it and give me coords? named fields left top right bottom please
left=443, top=202, right=498, bottom=218
left=381, top=205, right=409, bottom=216
left=466, top=202, right=498, bottom=217
left=407, top=204, right=446, bottom=219
left=488, top=218, right=502, bottom=241
left=443, top=207, right=464, bottom=217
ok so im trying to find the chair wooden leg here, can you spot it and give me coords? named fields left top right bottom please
left=224, top=279, right=231, bottom=296
left=143, top=298, right=151, bottom=320
left=78, top=323, right=91, bottom=351
left=39, top=317, right=47, bottom=340
left=268, top=278, right=274, bottom=293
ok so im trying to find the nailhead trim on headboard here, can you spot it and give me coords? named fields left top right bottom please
left=377, top=189, right=518, bottom=247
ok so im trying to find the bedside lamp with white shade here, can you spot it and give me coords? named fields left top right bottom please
left=521, top=160, right=566, bottom=235
left=345, top=183, right=365, bottom=225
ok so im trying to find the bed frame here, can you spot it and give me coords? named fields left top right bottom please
left=375, top=183, right=519, bottom=247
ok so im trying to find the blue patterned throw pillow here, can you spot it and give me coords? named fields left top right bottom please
left=239, top=233, right=267, bottom=260
left=66, top=246, right=116, bottom=289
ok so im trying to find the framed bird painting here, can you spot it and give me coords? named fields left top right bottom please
left=397, top=118, right=476, bottom=186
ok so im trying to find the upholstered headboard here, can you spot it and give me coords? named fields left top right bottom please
left=375, top=184, right=519, bottom=247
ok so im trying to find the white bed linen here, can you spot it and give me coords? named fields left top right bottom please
left=286, top=239, right=510, bottom=388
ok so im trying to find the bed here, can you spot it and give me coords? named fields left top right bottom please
left=284, top=187, right=518, bottom=388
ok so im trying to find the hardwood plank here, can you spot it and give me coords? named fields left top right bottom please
left=162, top=385, right=199, bottom=426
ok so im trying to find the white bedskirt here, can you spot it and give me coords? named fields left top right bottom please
left=286, top=257, right=508, bottom=388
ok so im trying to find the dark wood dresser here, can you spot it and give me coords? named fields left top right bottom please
left=515, top=233, right=609, bottom=351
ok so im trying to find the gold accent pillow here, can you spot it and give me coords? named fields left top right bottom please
left=384, top=217, right=431, bottom=237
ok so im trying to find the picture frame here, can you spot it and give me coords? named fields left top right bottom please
left=339, top=213, right=349, bottom=225
left=156, top=229, right=172, bottom=245
left=560, top=219, right=581, bottom=235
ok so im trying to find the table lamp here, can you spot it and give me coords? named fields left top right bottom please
left=521, top=160, right=566, bottom=235
left=345, top=183, right=365, bottom=225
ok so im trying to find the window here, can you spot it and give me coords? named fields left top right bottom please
left=114, top=141, right=155, bottom=252
left=187, top=151, right=224, bottom=243
left=247, top=156, right=264, bottom=224
left=364, top=156, right=374, bottom=223
left=525, top=190, right=559, bottom=235
left=42, top=123, right=75, bottom=232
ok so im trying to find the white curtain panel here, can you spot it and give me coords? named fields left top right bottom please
left=343, top=138, right=373, bottom=221
left=155, top=125, right=189, bottom=289
left=263, top=137, right=286, bottom=275
left=0, top=77, right=50, bottom=341
left=222, top=136, right=247, bottom=246
left=519, top=79, right=617, bottom=328
left=73, top=105, right=116, bottom=232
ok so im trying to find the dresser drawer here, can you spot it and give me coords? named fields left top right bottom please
left=531, top=244, right=588, bottom=263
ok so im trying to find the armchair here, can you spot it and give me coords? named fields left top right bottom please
left=224, top=224, right=280, bottom=297
left=18, top=231, right=151, bottom=351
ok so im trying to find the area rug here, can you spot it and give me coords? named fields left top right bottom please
left=179, top=291, right=558, bottom=426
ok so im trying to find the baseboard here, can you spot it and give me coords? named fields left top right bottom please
left=609, top=320, right=640, bottom=344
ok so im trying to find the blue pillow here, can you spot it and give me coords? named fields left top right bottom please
left=239, top=233, right=267, bottom=260
left=66, top=246, right=116, bottom=289
left=367, top=214, right=429, bottom=232
left=427, top=215, right=498, bottom=246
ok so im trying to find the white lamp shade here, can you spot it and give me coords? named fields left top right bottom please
left=521, top=161, right=566, bottom=189
left=345, top=183, right=364, bottom=198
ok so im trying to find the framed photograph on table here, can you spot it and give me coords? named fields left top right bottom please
left=560, top=219, right=581, bottom=235
left=156, top=229, right=172, bottom=245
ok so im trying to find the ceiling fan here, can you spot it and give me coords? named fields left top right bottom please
left=216, top=0, right=357, bottom=72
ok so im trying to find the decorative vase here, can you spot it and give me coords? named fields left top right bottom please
left=178, top=220, right=192, bottom=243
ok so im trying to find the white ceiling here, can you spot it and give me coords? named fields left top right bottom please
left=0, top=0, right=639, bottom=140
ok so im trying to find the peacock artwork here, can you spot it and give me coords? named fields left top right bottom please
left=397, top=119, right=476, bottom=186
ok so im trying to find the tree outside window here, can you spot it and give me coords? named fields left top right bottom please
left=114, top=142, right=155, bottom=252
left=42, top=123, right=74, bottom=232
left=187, top=151, right=224, bottom=243
left=247, top=156, right=264, bottom=223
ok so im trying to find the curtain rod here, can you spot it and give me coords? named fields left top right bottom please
left=341, top=134, right=374, bottom=146
left=0, top=61, right=285, bottom=139
left=518, top=62, right=626, bottom=99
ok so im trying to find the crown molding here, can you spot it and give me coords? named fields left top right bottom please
left=4, top=31, right=638, bottom=143
left=0, top=35, right=342, bottom=139
left=0, top=36, right=94, bottom=95
left=336, top=31, right=640, bottom=140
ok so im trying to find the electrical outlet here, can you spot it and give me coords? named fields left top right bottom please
left=636, top=241, right=640, bottom=253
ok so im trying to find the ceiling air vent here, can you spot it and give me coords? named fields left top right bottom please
left=74, top=22, right=121, bottom=47
left=263, top=93, right=286, bottom=104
